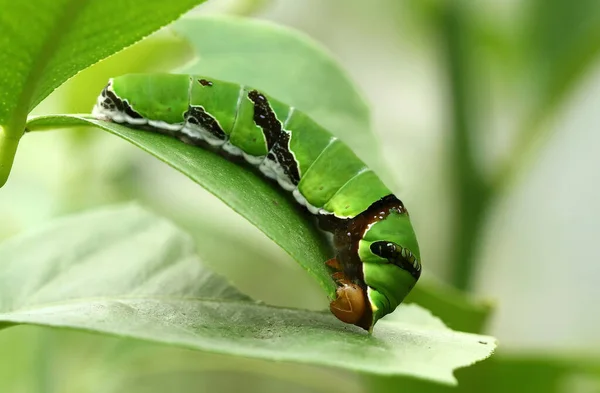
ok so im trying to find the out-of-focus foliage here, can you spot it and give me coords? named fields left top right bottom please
left=366, top=354, right=600, bottom=393
left=519, top=0, right=600, bottom=129
left=405, top=275, right=492, bottom=334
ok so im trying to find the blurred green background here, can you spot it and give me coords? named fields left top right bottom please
left=1, top=0, right=600, bottom=391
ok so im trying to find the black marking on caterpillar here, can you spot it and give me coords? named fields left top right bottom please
left=184, top=106, right=227, bottom=140
left=269, top=130, right=301, bottom=185
left=101, top=86, right=143, bottom=119
left=248, top=90, right=281, bottom=151
left=198, top=79, right=213, bottom=87
left=369, top=241, right=420, bottom=279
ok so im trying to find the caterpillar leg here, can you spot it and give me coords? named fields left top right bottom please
left=329, top=276, right=366, bottom=325
left=325, top=257, right=343, bottom=271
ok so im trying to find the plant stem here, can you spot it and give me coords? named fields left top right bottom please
left=439, top=2, right=491, bottom=291
left=0, top=126, right=20, bottom=187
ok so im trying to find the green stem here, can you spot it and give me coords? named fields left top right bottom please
left=440, top=2, right=491, bottom=291
left=0, top=126, right=21, bottom=188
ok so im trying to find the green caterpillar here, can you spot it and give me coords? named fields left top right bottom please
left=92, top=73, right=421, bottom=331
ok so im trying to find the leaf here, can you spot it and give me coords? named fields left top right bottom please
left=26, top=114, right=337, bottom=298
left=0, top=0, right=207, bottom=186
left=0, top=205, right=496, bottom=385
left=171, top=15, right=382, bottom=174
left=0, top=204, right=248, bottom=312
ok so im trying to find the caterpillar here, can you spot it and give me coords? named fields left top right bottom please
left=92, top=73, right=422, bottom=332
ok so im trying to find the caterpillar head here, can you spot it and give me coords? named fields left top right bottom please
left=357, top=209, right=421, bottom=330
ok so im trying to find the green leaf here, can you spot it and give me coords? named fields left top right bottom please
left=171, top=15, right=381, bottom=174
left=0, top=0, right=207, bottom=187
left=26, top=114, right=337, bottom=298
left=0, top=205, right=496, bottom=385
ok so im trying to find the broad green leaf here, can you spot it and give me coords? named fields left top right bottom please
left=171, top=15, right=381, bottom=173
left=26, top=114, right=337, bottom=298
left=0, top=0, right=207, bottom=186
left=0, top=205, right=496, bottom=385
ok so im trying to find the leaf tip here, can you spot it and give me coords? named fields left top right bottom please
left=0, top=126, right=20, bottom=188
